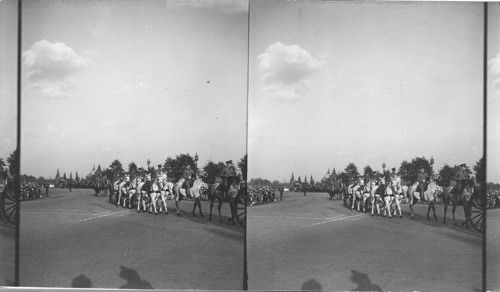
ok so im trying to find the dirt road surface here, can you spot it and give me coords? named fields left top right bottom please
left=248, top=192, right=482, bottom=291
left=19, top=188, right=244, bottom=289
left=488, top=207, right=500, bottom=291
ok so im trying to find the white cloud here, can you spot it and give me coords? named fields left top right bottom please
left=22, top=39, right=90, bottom=98
left=489, top=52, right=500, bottom=96
left=257, top=42, right=323, bottom=100
left=490, top=52, right=500, bottom=75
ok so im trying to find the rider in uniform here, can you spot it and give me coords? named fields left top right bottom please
left=453, top=163, right=470, bottom=202
left=182, top=165, right=194, bottom=199
left=416, top=168, right=429, bottom=203
left=221, top=160, right=237, bottom=200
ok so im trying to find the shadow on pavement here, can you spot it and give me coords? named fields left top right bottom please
left=71, top=274, right=92, bottom=288
left=350, top=270, right=382, bottom=292
left=301, top=279, right=322, bottom=291
left=119, top=265, right=154, bottom=289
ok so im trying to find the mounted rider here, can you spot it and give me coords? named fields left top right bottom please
left=452, top=163, right=470, bottom=202
left=220, top=160, right=237, bottom=200
left=416, top=168, right=429, bottom=202
left=182, top=165, right=194, bottom=199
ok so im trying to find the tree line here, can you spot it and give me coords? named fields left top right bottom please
left=249, top=156, right=485, bottom=192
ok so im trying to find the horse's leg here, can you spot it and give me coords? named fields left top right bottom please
left=385, top=197, right=392, bottom=218
left=462, top=202, right=469, bottom=228
left=218, top=197, right=223, bottom=222
left=175, top=198, right=180, bottom=216
left=209, top=195, right=214, bottom=221
left=192, top=198, right=198, bottom=216
left=197, top=198, right=203, bottom=216
left=160, top=191, right=169, bottom=214
left=150, top=193, right=158, bottom=214
left=452, top=203, right=457, bottom=226
left=432, top=202, right=437, bottom=220
left=443, top=199, right=448, bottom=224
left=396, top=196, right=403, bottom=218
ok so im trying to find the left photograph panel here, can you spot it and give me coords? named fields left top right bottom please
left=0, top=0, right=19, bottom=286
left=20, top=0, right=248, bottom=289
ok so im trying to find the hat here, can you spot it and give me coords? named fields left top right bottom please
left=460, top=163, right=466, bottom=167
left=226, top=160, right=233, bottom=164
left=157, top=164, right=162, bottom=168
left=391, top=168, right=396, bottom=171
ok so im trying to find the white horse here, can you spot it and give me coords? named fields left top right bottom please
left=407, top=175, right=443, bottom=220
left=172, top=177, right=206, bottom=216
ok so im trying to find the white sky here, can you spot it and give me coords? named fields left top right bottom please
left=20, top=0, right=248, bottom=178
left=488, top=2, right=500, bottom=183
left=0, top=0, right=18, bottom=160
left=248, top=1, right=484, bottom=182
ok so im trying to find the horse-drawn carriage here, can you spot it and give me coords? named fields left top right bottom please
left=0, top=178, right=18, bottom=225
left=466, top=188, right=486, bottom=233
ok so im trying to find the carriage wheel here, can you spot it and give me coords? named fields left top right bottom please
left=235, top=189, right=246, bottom=228
left=467, top=193, right=484, bottom=233
left=1, top=188, right=18, bottom=225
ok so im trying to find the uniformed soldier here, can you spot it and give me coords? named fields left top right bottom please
left=221, top=160, right=237, bottom=200
left=182, top=165, right=194, bottom=199
left=453, top=163, right=470, bottom=199
left=416, top=168, right=429, bottom=202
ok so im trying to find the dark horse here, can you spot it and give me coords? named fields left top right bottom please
left=208, top=177, right=242, bottom=224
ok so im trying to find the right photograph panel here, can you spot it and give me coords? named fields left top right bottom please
left=247, top=1, right=484, bottom=291
left=487, top=2, right=500, bottom=291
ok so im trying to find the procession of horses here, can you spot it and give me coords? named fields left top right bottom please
left=91, top=166, right=247, bottom=228
left=330, top=168, right=486, bottom=232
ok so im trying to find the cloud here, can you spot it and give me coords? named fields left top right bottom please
left=22, top=39, right=90, bottom=98
left=489, top=52, right=500, bottom=96
left=490, top=52, right=500, bottom=75
left=257, top=42, right=323, bottom=100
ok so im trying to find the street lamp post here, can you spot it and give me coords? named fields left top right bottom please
left=147, top=159, right=151, bottom=171
left=382, top=162, right=386, bottom=174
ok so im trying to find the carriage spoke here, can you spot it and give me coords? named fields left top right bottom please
left=470, top=212, right=482, bottom=221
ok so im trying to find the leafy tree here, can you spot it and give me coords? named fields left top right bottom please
left=363, top=165, right=373, bottom=178
left=6, top=148, right=19, bottom=177
left=290, top=173, right=295, bottom=185
left=344, top=163, right=359, bottom=181
left=63, top=172, right=67, bottom=180
left=304, top=176, right=308, bottom=184
left=69, top=172, right=73, bottom=180
left=128, top=162, right=138, bottom=177
left=399, top=157, right=433, bottom=184
left=109, top=159, right=124, bottom=179
left=164, top=153, right=198, bottom=181
left=55, top=169, right=60, bottom=179
left=203, top=160, right=225, bottom=184
left=310, top=175, right=314, bottom=187
left=75, top=171, right=80, bottom=183
left=297, top=176, right=302, bottom=184
left=438, top=164, right=457, bottom=187
left=473, top=156, right=485, bottom=185
left=238, top=154, right=247, bottom=180
left=96, top=164, right=102, bottom=173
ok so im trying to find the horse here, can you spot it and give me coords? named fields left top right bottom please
left=387, top=177, right=404, bottom=218
left=442, top=176, right=475, bottom=227
left=369, top=178, right=387, bottom=216
left=407, top=175, right=443, bottom=220
left=172, top=176, right=206, bottom=216
left=350, top=179, right=366, bottom=211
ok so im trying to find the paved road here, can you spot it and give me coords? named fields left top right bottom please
left=20, top=188, right=244, bottom=289
left=248, top=192, right=482, bottom=291
left=0, top=219, right=15, bottom=286
left=488, top=207, right=500, bottom=291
